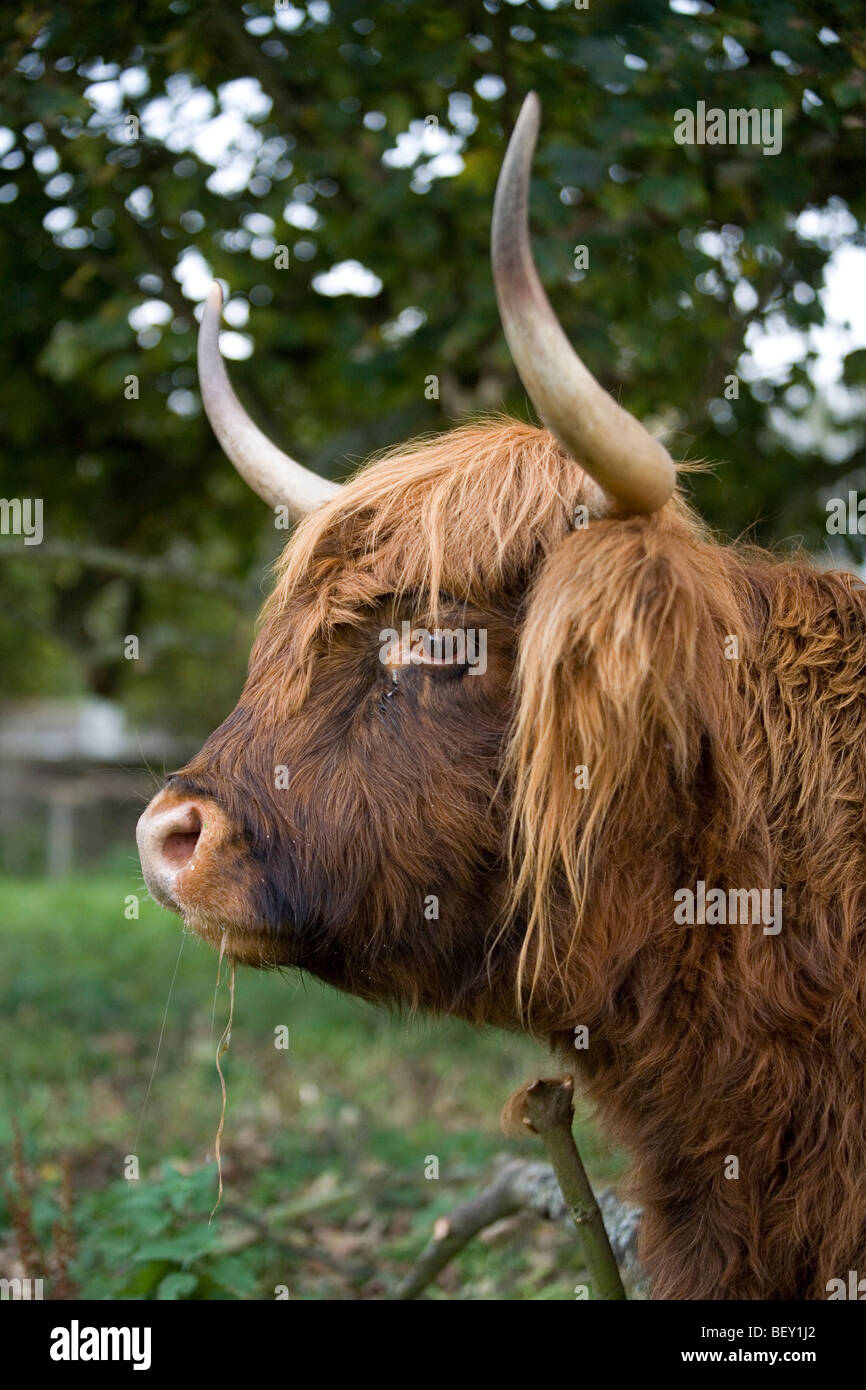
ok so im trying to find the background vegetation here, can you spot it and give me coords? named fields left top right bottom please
left=1, top=877, right=622, bottom=1298
left=1, top=0, right=864, bottom=723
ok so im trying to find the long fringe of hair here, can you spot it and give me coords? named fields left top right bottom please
left=255, top=418, right=866, bottom=1296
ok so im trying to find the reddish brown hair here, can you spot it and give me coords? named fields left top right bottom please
left=170, top=419, right=866, bottom=1298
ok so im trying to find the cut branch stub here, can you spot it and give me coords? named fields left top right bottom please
left=504, top=1074, right=628, bottom=1301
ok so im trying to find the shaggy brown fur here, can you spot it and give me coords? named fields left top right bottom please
left=155, top=419, right=866, bottom=1299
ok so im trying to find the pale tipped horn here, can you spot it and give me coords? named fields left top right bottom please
left=492, top=93, right=676, bottom=515
left=197, top=282, right=342, bottom=517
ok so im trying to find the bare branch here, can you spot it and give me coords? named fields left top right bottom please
left=519, top=1075, right=627, bottom=1300
left=6, top=540, right=253, bottom=605
left=394, top=1151, right=645, bottom=1301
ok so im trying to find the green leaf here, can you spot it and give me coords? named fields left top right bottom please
left=157, top=1271, right=199, bottom=1300
left=843, top=348, right=866, bottom=386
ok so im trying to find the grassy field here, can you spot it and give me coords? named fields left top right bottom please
left=0, top=875, right=625, bottom=1300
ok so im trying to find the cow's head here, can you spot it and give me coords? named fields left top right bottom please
left=137, top=95, right=688, bottom=1027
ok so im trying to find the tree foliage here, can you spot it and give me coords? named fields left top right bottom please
left=1, top=0, right=864, bottom=728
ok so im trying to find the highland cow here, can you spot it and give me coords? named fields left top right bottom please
left=137, top=94, right=866, bottom=1300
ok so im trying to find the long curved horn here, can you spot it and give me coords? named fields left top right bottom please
left=492, top=93, right=675, bottom=515
left=197, top=283, right=342, bottom=517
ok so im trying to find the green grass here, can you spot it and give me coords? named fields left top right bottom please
left=0, top=875, right=624, bottom=1300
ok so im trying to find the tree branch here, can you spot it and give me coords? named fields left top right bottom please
left=394, top=1151, right=644, bottom=1301
left=518, top=1075, right=627, bottom=1300
left=6, top=539, right=253, bottom=605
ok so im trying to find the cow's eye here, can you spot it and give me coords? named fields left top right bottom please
left=416, top=630, right=456, bottom=665
left=377, top=610, right=482, bottom=682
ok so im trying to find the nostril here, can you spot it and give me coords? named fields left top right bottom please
left=163, top=829, right=201, bottom=869
left=159, top=804, right=202, bottom=870
left=138, top=797, right=215, bottom=912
